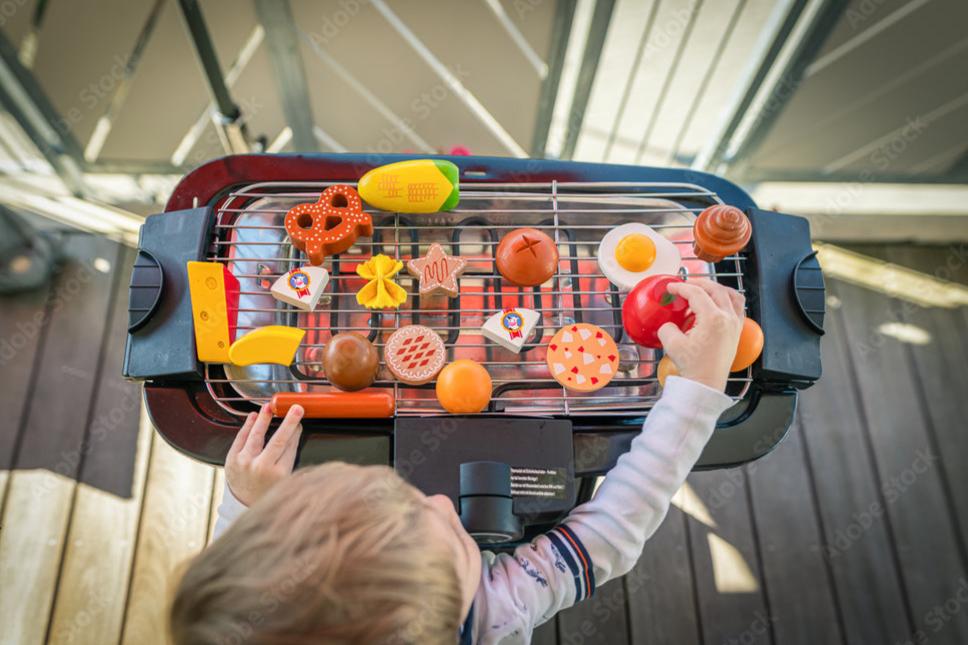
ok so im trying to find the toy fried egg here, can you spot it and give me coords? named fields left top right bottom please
left=597, top=223, right=681, bottom=291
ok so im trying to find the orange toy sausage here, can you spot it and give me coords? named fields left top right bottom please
left=269, top=391, right=394, bottom=418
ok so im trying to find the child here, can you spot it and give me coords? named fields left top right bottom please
left=170, top=279, right=744, bottom=644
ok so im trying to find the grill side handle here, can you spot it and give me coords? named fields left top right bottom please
left=742, top=208, right=825, bottom=389
left=123, top=207, right=214, bottom=381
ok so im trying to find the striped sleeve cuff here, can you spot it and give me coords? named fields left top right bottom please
left=547, top=524, right=596, bottom=602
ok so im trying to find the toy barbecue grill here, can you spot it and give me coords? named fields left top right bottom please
left=123, top=154, right=824, bottom=543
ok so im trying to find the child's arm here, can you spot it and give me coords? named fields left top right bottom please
left=212, top=404, right=304, bottom=538
left=474, top=280, right=744, bottom=641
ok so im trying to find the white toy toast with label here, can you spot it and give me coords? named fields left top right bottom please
left=270, top=266, right=329, bottom=311
left=481, top=308, right=540, bottom=353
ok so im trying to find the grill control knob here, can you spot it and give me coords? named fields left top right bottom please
left=459, top=461, right=523, bottom=545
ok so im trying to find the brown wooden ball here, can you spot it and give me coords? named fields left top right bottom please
left=495, top=228, right=558, bottom=286
left=322, top=333, right=379, bottom=391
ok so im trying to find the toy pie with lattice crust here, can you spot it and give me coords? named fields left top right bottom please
left=384, top=325, right=446, bottom=385
left=284, top=185, right=373, bottom=265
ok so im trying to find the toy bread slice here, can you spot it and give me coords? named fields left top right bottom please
left=187, top=261, right=240, bottom=363
left=228, top=326, right=305, bottom=366
left=481, top=308, right=540, bottom=353
left=271, top=266, right=329, bottom=311
left=358, top=159, right=459, bottom=213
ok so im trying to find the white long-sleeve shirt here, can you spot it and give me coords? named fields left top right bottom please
left=213, top=376, right=733, bottom=644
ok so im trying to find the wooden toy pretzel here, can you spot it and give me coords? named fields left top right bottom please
left=284, top=185, right=373, bottom=265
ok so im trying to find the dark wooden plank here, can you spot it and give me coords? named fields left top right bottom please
left=556, top=577, right=631, bottom=645
left=832, top=275, right=968, bottom=644
left=887, top=245, right=968, bottom=564
left=75, top=245, right=141, bottom=498
left=0, top=279, right=51, bottom=470
left=626, top=507, right=701, bottom=645
left=745, top=419, right=844, bottom=645
left=685, top=470, right=771, bottom=645
left=0, top=234, right=122, bottom=642
left=46, top=245, right=147, bottom=645
left=797, top=281, right=912, bottom=644
left=12, top=234, right=122, bottom=472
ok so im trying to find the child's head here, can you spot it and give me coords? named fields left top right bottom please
left=170, top=462, right=481, bottom=644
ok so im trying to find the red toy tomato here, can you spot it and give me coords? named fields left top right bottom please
left=622, top=275, right=696, bottom=348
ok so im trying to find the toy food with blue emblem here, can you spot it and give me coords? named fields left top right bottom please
left=270, top=265, right=329, bottom=311
left=597, top=223, right=681, bottom=291
left=481, top=307, right=540, bottom=353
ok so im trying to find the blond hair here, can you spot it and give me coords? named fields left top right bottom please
left=170, top=463, right=462, bottom=645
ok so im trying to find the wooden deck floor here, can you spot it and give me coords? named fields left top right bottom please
left=1, top=234, right=966, bottom=645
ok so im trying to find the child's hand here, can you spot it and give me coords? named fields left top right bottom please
left=657, top=279, right=745, bottom=393
left=225, top=404, right=304, bottom=506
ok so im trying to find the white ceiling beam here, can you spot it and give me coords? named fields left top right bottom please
left=691, top=0, right=801, bottom=172
left=752, top=181, right=968, bottom=242
left=753, top=182, right=968, bottom=217
left=482, top=0, right=548, bottom=78
left=83, top=0, right=167, bottom=162
left=172, top=25, right=265, bottom=165
left=299, top=29, right=434, bottom=154
left=254, top=0, right=318, bottom=152
left=371, top=0, right=527, bottom=158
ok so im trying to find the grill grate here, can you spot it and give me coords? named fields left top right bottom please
left=202, top=180, right=750, bottom=418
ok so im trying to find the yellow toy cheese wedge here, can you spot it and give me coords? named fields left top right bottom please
left=228, top=326, right=305, bottom=366
left=187, top=261, right=240, bottom=363
left=357, top=159, right=459, bottom=213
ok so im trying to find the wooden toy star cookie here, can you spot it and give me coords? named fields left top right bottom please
left=284, top=185, right=373, bottom=265
left=546, top=323, right=618, bottom=393
left=406, top=243, right=467, bottom=297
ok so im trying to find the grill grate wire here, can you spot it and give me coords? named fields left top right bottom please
left=201, top=180, right=751, bottom=418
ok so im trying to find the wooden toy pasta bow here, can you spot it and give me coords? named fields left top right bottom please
left=355, top=254, right=408, bottom=309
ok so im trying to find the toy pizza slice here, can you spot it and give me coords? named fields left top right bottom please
left=270, top=265, right=329, bottom=311
left=481, top=308, right=540, bottom=353
left=385, top=325, right=446, bottom=385
left=546, top=323, right=618, bottom=393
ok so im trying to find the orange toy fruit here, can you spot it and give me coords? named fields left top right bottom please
left=731, top=318, right=764, bottom=372
left=657, top=355, right=679, bottom=387
left=436, top=359, right=492, bottom=414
